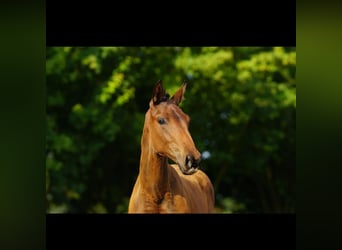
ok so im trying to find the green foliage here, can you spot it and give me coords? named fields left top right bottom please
left=46, top=47, right=296, bottom=213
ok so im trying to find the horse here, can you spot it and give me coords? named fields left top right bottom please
left=128, top=80, right=215, bottom=213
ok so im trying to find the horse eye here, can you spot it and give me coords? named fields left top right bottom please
left=158, top=117, right=166, bottom=125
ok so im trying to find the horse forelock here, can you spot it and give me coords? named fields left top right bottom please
left=153, top=93, right=170, bottom=105
left=154, top=93, right=185, bottom=106
left=161, top=93, right=170, bottom=103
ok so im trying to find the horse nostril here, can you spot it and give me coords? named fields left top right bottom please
left=193, top=157, right=201, bottom=168
left=185, top=155, right=201, bottom=168
left=185, top=155, right=193, bottom=167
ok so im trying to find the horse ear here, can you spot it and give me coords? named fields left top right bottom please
left=171, top=80, right=187, bottom=105
left=152, top=80, right=166, bottom=105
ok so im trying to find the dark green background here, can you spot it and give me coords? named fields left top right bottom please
left=46, top=47, right=296, bottom=213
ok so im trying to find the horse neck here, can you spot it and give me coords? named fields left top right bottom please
left=138, top=122, right=170, bottom=199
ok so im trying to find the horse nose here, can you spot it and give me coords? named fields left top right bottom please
left=193, top=156, right=201, bottom=167
left=185, top=154, right=201, bottom=168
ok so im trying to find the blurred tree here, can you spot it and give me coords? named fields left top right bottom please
left=46, top=47, right=295, bottom=213
left=175, top=47, right=296, bottom=212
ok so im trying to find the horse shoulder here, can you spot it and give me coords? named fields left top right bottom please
left=195, top=170, right=214, bottom=192
left=182, top=168, right=215, bottom=212
left=171, top=165, right=215, bottom=212
left=194, top=170, right=215, bottom=212
left=169, top=165, right=213, bottom=198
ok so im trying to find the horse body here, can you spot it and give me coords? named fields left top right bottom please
left=128, top=81, right=215, bottom=213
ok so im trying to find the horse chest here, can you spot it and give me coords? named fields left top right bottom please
left=158, top=192, right=190, bottom=213
left=136, top=189, right=189, bottom=213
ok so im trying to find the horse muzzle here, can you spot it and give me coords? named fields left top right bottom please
left=183, top=154, right=201, bottom=175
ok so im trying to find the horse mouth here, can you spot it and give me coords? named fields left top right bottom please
left=179, top=155, right=200, bottom=175
left=164, top=153, right=200, bottom=175
left=181, top=166, right=198, bottom=175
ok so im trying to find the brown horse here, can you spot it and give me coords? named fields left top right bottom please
left=128, top=80, right=215, bottom=213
